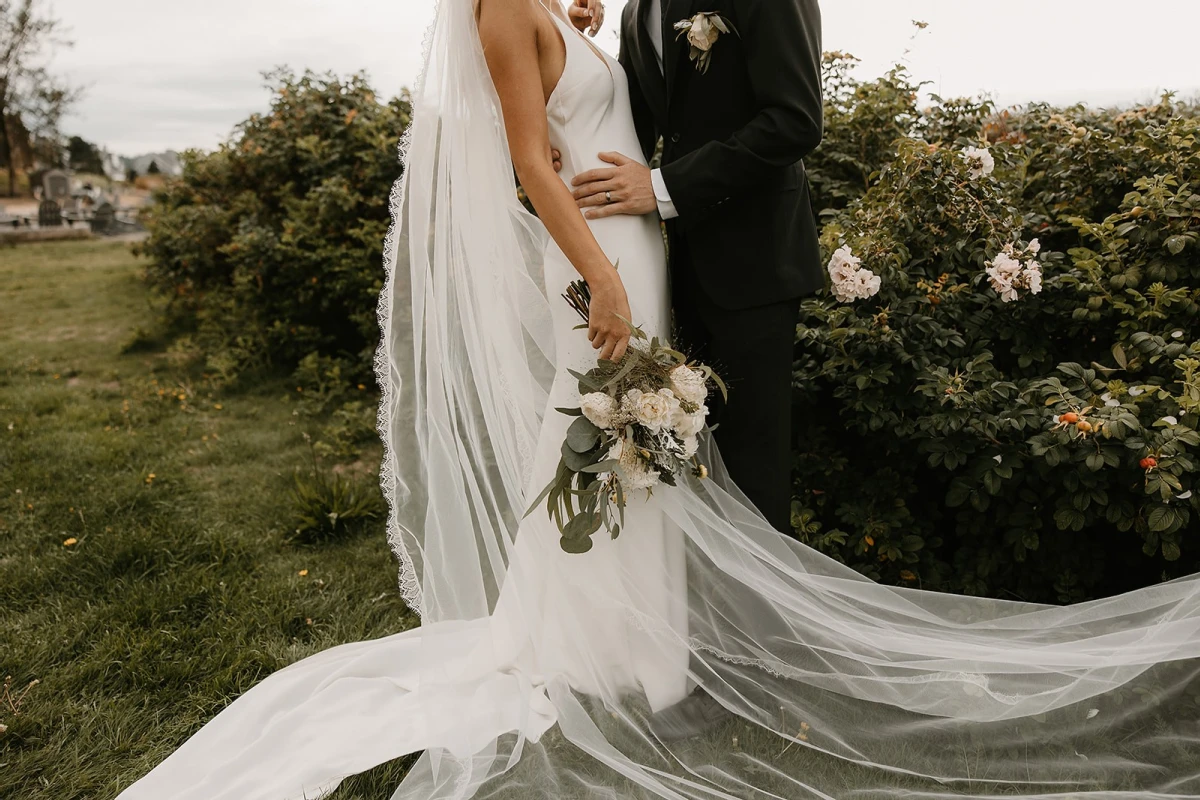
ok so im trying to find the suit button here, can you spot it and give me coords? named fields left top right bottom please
left=670, top=133, right=681, bottom=143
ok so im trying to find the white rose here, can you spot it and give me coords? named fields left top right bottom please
left=1024, top=263, right=1043, bottom=295
left=623, top=388, right=673, bottom=433
left=962, top=146, right=995, bottom=180
left=831, top=268, right=882, bottom=302
left=579, top=392, right=617, bottom=430
left=828, top=245, right=882, bottom=302
left=656, top=387, right=682, bottom=417
left=827, top=245, right=861, bottom=285
left=687, top=15, right=719, bottom=52
left=669, top=365, right=709, bottom=406
left=672, top=404, right=708, bottom=438
left=856, top=270, right=882, bottom=299
left=988, top=252, right=1022, bottom=279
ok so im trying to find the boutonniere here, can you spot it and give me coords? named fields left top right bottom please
left=673, top=12, right=738, bottom=74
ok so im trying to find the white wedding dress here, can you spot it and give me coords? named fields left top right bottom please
left=115, top=2, right=1200, bottom=798
left=116, top=10, right=690, bottom=800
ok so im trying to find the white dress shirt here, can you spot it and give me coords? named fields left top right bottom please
left=644, top=0, right=679, bottom=220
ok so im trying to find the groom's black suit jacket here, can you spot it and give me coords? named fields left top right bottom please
left=619, top=0, right=824, bottom=310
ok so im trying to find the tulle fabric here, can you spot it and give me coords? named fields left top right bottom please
left=106, top=0, right=1200, bottom=796
left=365, top=0, right=1200, bottom=798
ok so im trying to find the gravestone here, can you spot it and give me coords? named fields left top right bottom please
left=91, top=202, right=115, bottom=234
left=43, top=170, right=70, bottom=203
left=38, top=200, right=63, bottom=227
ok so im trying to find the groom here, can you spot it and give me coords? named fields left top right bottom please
left=569, top=0, right=825, bottom=536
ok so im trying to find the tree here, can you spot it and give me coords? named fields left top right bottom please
left=66, top=134, right=102, bottom=173
left=1, top=0, right=79, bottom=196
left=146, top=159, right=160, bottom=175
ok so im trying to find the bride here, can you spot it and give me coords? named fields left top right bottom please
left=116, top=1, right=1200, bottom=798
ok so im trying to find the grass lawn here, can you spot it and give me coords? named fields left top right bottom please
left=2, top=241, right=1192, bottom=800
left=0, top=240, right=417, bottom=798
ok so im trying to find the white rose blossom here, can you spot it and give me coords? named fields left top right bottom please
left=827, top=245, right=882, bottom=303
left=962, top=146, right=996, bottom=180
left=669, top=365, right=709, bottom=406
left=672, top=404, right=708, bottom=438
left=986, top=245, right=1044, bottom=303
left=656, top=387, right=682, bottom=418
left=623, top=388, right=673, bottom=433
left=579, top=392, right=618, bottom=430
left=686, top=15, right=719, bottom=51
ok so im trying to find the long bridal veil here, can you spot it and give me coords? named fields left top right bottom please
left=367, top=0, right=1200, bottom=799
left=106, top=0, right=1200, bottom=795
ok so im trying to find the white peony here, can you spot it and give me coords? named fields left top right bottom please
left=961, top=146, right=995, bottom=180
left=672, top=404, right=708, bottom=438
left=579, top=392, right=618, bottom=430
left=669, top=365, right=709, bottom=405
left=623, top=388, right=673, bottom=433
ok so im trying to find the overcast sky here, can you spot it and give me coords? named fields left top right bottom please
left=49, top=0, right=1200, bottom=155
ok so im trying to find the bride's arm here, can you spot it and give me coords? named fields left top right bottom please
left=478, top=0, right=632, bottom=363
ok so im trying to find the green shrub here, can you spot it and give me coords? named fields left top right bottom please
left=136, top=62, right=1199, bottom=603
left=794, top=86, right=1200, bottom=602
left=135, top=69, right=411, bottom=386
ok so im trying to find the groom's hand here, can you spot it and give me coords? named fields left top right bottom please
left=572, top=152, right=656, bottom=219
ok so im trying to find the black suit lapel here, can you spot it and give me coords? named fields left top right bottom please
left=661, top=0, right=694, bottom=102
left=630, top=0, right=668, bottom=129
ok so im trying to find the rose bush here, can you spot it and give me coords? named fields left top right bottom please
left=134, top=63, right=1198, bottom=603
left=795, top=63, right=1199, bottom=602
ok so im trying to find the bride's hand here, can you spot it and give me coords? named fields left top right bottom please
left=567, top=0, right=604, bottom=37
left=587, top=272, right=631, bottom=362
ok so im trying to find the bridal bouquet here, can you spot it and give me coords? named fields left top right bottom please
left=528, top=280, right=726, bottom=554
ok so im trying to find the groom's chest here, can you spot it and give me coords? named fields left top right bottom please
left=636, top=0, right=745, bottom=100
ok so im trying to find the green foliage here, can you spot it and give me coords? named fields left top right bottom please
left=289, top=462, right=386, bottom=545
left=795, top=70, right=1200, bottom=602
left=135, top=69, right=412, bottom=387
left=0, top=241, right=413, bottom=798
left=66, top=135, right=104, bottom=174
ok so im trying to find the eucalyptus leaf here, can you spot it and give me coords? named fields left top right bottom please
left=560, top=534, right=594, bottom=554
left=566, top=416, right=602, bottom=453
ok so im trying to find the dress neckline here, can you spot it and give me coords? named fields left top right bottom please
left=542, top=4, right=615, bottom=85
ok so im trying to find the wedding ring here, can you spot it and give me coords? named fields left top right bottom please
left=605, top=191, right=613, bottom=204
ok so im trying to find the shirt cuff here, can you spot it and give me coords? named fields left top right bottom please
left=651, top=168, right=679, bottom=220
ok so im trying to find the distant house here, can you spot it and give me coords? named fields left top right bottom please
left=100, top=150, right=126, bottom=182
